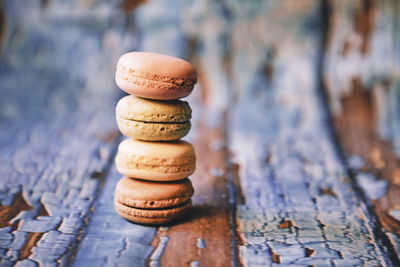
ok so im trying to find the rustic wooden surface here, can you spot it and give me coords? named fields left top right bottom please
left=0, top=0, right=400, bottom=266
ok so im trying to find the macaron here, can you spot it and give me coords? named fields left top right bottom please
left=115, top=52, right=197, bottom=100
left=115, top=138, right=196, bottom=181
left=114, top=177, right=194, bottom=225
left=116, top=95, right=192, bottom=141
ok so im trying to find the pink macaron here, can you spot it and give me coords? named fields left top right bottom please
left=115, top=52, right=197, bottom=100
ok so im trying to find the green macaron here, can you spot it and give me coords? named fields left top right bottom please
left=116, top=95, right=192, bottom=141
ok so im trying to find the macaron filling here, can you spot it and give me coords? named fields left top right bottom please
left=117, top=162, right=195, bottom=173
left=116, top=198, right=192, bottom=212
left=116, top=115, right=191, bottom=127
left=115, top=194, right=192, bottom=209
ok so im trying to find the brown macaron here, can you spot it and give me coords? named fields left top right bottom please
left=114, top=177, right=194, bottom=225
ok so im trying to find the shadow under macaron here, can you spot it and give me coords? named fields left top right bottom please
left=118, top=204, right=221, bottom=227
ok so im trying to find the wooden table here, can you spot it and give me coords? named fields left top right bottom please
left=1, top=0, right=399, bottom=266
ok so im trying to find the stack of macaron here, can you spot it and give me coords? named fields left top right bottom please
left=113, top=52, right=197, bottom=225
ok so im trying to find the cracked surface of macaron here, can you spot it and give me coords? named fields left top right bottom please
left=116, top=95, right=192, bottom=141
left=115, top=52, right=197, bottom=100
left=115, top=138, right=196, bottom=181
left=114, top=177, right=194, bottom=225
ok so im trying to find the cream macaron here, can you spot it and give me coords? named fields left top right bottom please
left=116, top=95, right=192, bottom=141
left=115, top=138, right=196, bottom=181
left=114, top=177, right=194, bottom=225
left=115, top=52, right=197, bottom=100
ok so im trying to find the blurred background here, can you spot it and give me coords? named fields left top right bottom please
left=1, top=0, right=400, bottom=265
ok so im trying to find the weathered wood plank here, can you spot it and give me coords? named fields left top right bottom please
left=71, top=167, right=156, bottom=267
left=323, top=0, right=400, bottom=259
left=0, top=0, right=136, bottom=265
left=155, top=118, right=232, bottom=267
left=228, top=1, right=395, bottom=266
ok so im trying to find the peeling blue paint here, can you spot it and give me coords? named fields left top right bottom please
left=356, top=172, right=388, bottom=200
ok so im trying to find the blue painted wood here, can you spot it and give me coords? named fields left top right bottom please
left=72, top=167, right=156, bottom=267
left=0, top=0, right=138, bottom=265
left=322, top=0, right=400, bottom=256
left=226, top=2, right=391, bottom=265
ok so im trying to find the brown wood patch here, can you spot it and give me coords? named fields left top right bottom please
left=148, top=118, right=232, bottom=267
left=0, top=192, right=33, bottom=228
left=353, top=0, right=375, bottom=55
left=334, top=77, right=400, bottom=234
left=120, top=0, right=147, bottom=13
left=19, top=232, right=43, bottom=260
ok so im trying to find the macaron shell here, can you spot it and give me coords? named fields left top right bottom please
left=116, top=116, right=191, bottom=141
left=117, top=52, right=197, bottom=81
left=115, top=52, right=197, bottom=100
left=114, top=177, right=194, bottom=209
left=114, top=200, right=192, bottom=225
left=115, top=139, right=196, bottom=181
left=116, top=95, right=191, bottom=123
